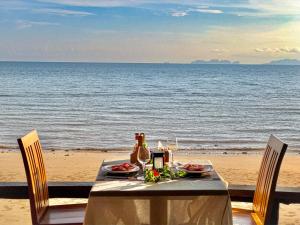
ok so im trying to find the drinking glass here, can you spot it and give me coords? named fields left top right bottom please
left=137, top=145, right=151, bottom=171
left=166, top=135, right=178, bottom=166
left=167, top=135, right=178, bottom=151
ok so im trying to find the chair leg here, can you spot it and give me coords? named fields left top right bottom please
left=268, top=201, right=280, bottom=225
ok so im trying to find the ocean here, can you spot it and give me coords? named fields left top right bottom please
left=0, top=62, right=299, bottom=152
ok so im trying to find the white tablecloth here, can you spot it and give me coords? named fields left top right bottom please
left=84, top=194, right=232, bottom=225
left=84, top=160, right=233, bottom=225
left=84, top=181, right=232, bottom=225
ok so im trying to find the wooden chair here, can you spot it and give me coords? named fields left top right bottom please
left=232, top=134, right=288, bottom=225
left=18, top=130, right=86, bottom=225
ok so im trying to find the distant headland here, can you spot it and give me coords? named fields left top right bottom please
left=190, top=58, right=300, bottom=65
left=265, top=59, right=300, bottom=65
left=191, top=59, right=240, bottom=65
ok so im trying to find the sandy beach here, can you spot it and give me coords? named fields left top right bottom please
left=0, top=150, right=299, bottom=224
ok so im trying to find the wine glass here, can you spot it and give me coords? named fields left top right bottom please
left=167, top=135, right=178, bottom=151
left=166, top=135, right=178, bottom=166
left=137, top=145, right=151, bottom=171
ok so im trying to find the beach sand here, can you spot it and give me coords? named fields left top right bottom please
left=0, top=150, right=299, bottom=224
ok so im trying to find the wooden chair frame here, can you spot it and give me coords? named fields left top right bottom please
left=252, top=134, right=287, bottom=225
left=18, top=130, right=85, bottom=225
left=18, top=130, right=49, bottom=224
left=232, top=134, right=287, bottom=225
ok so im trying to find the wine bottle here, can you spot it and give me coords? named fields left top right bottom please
left=130, top=133, right=139, bottom=163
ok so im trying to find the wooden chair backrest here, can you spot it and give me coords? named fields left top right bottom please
left=253, top=134, right=287, bottom=225
left=18, top=130, right=49, bottom=225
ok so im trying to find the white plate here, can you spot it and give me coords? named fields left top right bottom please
left=176, top=165, right=213, bottom=174
left=103, top=164, right=140, bottom=174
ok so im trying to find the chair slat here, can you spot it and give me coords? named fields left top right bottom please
left=18, top=130, right=49, bottom=225
left=252, top=135, right=287, bottom=225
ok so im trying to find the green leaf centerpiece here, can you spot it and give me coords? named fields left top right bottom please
left=144, top=165, right=187, bottom=183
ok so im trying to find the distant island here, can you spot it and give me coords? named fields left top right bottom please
left=266, top=59, right=300, bottom=65
left=191, top=59, right=240, bottom=64
left=190, top=58, right=300, bottom=65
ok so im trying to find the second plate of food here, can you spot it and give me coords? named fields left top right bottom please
left=103, top=162, right=140, bottom=174
left=177, top=163, right=213, bottom=174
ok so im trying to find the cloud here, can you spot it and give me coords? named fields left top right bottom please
left=194, top=9, right=223, bottom=14
left=280, top=47, right=300, bottom=53
left=16, top=20, right=59, bottom=29
left=33, top=8, right=95, bottom=16
left=170, top=11, right=188, bottom=17
left=254, top=48, right=264, bottom=52
left=35, top=1, right=300, bottom=17
left=209, top=0, right=300, bottom=17
left=38, top=0, right=224, bottom=16
left=36, top=0, right=138, bottom=7
left=187, top=21, right=300, bottom=63
left=212, top=48, right=227, bottom=54
left=255, top=47, right=300, bottom=53
left=247, top=0, right=300, bottom=16
left=170, top=7, right=223, bottom=17
left=4, top=0, right=299, bottom=18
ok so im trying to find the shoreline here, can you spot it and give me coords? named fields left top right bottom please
left=1, top=150, right=300, bottom=186
left=1, top=147, right=300, bottom=155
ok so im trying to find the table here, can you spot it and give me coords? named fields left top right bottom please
left=84, top=160, right=233, bottom=225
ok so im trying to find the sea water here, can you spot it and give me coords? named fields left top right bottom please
left=0, top=62, right=299, bottom=151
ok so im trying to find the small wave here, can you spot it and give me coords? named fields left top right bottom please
left=0, top=145, right=18, bottom=150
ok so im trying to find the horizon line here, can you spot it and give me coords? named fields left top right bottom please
left=1, top=60, right=299, bottom=66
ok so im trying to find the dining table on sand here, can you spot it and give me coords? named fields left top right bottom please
left=84, top=159, right=233, bottom=225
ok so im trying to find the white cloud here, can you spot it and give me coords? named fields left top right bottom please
left=170, top=7, right=223, bottom=17
left=209, top=0, right=300, bottom=17
left=36, top=0, right=139, bottom=7
left=194, top=9, right=223, bottom=14
left=280, top=47, right=300, bottom=53
left=171, top=11, right=188, bottom=17
left=212, top=48, right=227, bottom=54
left=16, top=20, right=59, bottom=29
left=254, top=48, right=264, bottom=52
left=247, top=0, right=300, bottom=16
left=33, top=8, right=95, bottom=16
left=254, top=47, right=300, bottom=53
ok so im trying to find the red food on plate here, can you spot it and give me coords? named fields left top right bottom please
left=111, top=163, right=135, bottom=171
left=122, top=163, right=135, bottom=170
left=183, top=164, right=205, bottom=171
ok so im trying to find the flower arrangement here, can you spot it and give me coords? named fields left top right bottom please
left=144, top=165, right=187, bottom=183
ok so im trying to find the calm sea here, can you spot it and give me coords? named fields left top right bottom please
left=0, top=62, right=299, bottom=152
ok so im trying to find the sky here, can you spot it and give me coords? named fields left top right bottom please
left=0, top=0, right=300, bottom=64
